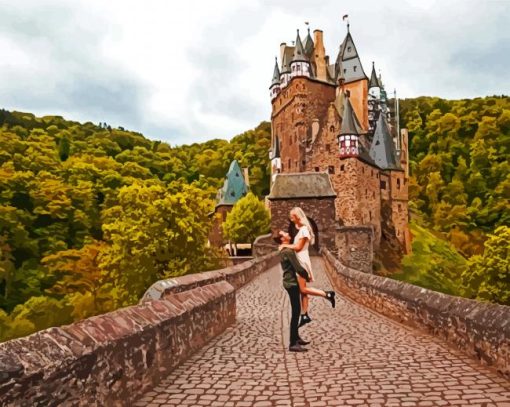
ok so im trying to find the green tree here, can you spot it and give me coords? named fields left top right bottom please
left=223, top=192, right=271, bottom=244
left=461, top=226, right=510, bottom=305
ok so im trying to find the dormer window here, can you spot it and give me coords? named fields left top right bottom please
left=353, top=66, right=357, bottom=72
left=343, top=68, right=347, bottom=74
left=347, top=46, right=352, bottom=52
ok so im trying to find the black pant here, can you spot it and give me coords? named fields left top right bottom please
left=285, top=285, right=301, bottom=346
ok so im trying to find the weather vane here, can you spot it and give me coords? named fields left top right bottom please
left=342, top=14, right=350, bottom=31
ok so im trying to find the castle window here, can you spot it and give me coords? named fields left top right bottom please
left=381, top=180, right=387, bottom=190
left=315, top=167, right=320, bottom=172
left=371, top=170, right=374, bottom=176
left=362, top=167, right=365, bottom=174
left=369, top=211, right=372, bottom=221
left=295, top=161, right=298, bottom=169
left=365, top=189, right=368, bottom=198
left=353, top=66, right=357, bottom=72
left=347, top=46, right=352, bottom=52
left=288, top=159, right=291, bottom=169
left=373, top=191, right=375, bottom=199
left=282, top=163, right=284, bottom=171
left=302, top=160, right=306, bottom=166
left=376, top=173, right=379, bottom=178
left=328, top=166, right=335, bottom=174
left=397, top=178, right=401, bottom=189
left=343, top=68, right=346, bottom=74
left=340, top=165, right=345, bottom=171
left=326, top=144, right=330, bottom=152
left=398, top=204, right=402, bottom=212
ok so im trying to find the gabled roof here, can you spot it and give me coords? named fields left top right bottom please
left=369, top=62, right=380, bottom=89
left=268, top=173, right=336, bottom=200
left=216, top=160, right=249, bottom=207
left=369, top=114, right=401, bottom=170
left=335, top=31, right=368, bottom=84
left=271, top=57, right=281, bottom=87
left=291, top=30, right=308, bottom=63
left=303, top=28, right=314, bottom=57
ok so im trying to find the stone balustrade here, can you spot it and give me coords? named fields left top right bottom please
left=322, top=248, right=510, bottom=378
left=0, top=252, right=280, bottom=406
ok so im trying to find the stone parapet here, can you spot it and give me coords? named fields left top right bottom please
left=0, top=281, right=235, bottom=406
left=322, top=248, right=510, bottom=379
left=142, top=251, right=280, bottom=302
left=334, top=225, right=374, bottom=273
left=0, top=251, right=280, bottom=406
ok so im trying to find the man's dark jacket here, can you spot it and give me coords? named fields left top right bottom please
left=279, top=248, right=310, bottom=288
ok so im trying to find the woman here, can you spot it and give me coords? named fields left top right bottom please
left=279, top=207, right=336, bottom=327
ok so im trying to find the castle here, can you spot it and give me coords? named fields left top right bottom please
left=268, top=23, right=410, bottom=254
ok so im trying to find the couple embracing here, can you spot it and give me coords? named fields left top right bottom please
left=274, top=207, right=336, bottom=352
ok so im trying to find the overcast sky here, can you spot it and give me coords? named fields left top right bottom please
left=0, top=0, right=509, bottom=145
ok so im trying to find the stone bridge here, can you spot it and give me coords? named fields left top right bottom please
left=1, top=250, right=509, bottom=406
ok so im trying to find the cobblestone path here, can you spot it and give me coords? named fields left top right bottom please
left=136, top=257, right=510, bottom=407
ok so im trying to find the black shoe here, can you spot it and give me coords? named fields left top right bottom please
left=326, top=291, right=336, bottom=308
left=297, top=338, right=310, bottom=345
left=289, top=344, right=308, bottom=352
left=299, top=314, right=312, bottom=327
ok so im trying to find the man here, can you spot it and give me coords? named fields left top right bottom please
left=274, top=231, right=311, bottom=352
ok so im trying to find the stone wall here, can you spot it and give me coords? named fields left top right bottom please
left=0, top=252, right=280, bottom=406
left=322, top=248, right=510, bottom=378
left=334, top=226, right=374, bottom=273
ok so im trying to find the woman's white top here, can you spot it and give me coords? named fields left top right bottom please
left=293, top=226, right=312, bottom=276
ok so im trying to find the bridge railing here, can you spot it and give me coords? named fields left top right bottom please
left=322, top=248, right=510, bottom=379
left=0, top=252, right=280, bottom=406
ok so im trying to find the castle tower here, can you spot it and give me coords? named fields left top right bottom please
left=269, top=57, right=281, bottom=101
left=370, top=114, right=408, bottom=248
left=335, top=28, right=369, bottom=130
left=338, top=96, right=360, bottom=158
left=290, top=30, right=311, bottom=78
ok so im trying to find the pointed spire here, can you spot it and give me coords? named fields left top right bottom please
left=292, top=29, right=307, bottom=63
left=271, top=57, right=281, bottom=86
left=340, top=96, right=360, bottom=136
left=369, top=114, right=401, bottom=170
left=303, top=27, right=314, bottom=57
left=369, top=61, right=380, bottom=89
left=335, top=30, right=368, bottom=84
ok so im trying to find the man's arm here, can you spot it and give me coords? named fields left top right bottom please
left=281, top=249, right=310, bottom=282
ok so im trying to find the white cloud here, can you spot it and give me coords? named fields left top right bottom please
left=0, top=0, right=508, bottom=145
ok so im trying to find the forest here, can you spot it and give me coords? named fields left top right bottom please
left=0, top=110, right=270, bottom=341
left=0, top=94, right=508, bottom=342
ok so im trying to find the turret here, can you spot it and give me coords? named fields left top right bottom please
left=303, top=27, right=314, bottom=58
left=290, top=30, right=310, bottom=78
left=338, top=96, right=360, bottom=158
left=269, top=57, right=281, bottom=100
left=369, top=113, right=400, bottom=170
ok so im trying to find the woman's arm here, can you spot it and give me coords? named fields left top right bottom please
left=278, top=236, right=308, bottom=252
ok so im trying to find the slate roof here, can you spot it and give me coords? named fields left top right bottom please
left=369, top=62, right=380, bottom=89
left=335, top=32, right=368, bottom=84
left=268, top=173, right=336, bottom=199
left=340, top=97, right=360, bottom=136
left=271, top=57, right=281, bottom=87
left=270, top=135, right=281, bottom=159
left=281, top=46, right=294, bottom=73
left=303, top=28, right=314, bottom=57
left=369, top=114, right=401, bottom=170
left=216, top=160, right=249, bottom=206
left=291, top=30, right=308, bottom=63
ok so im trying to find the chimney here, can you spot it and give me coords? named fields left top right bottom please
left=243, top=167, right=250, bottom=188
left=280, top=42, right=287, bottom=65
left=312, top=30, right=327, bottom=81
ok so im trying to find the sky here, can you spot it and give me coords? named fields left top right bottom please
left=0, top=0, right=509, bottom=145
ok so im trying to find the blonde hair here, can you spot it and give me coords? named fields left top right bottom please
left=290, top=207, right=315, bottom=245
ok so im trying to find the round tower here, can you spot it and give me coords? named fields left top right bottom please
left=269, top=57, right=281, bottom=100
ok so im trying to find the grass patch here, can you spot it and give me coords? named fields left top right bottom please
left=391, top=221, right=467, bottom=296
